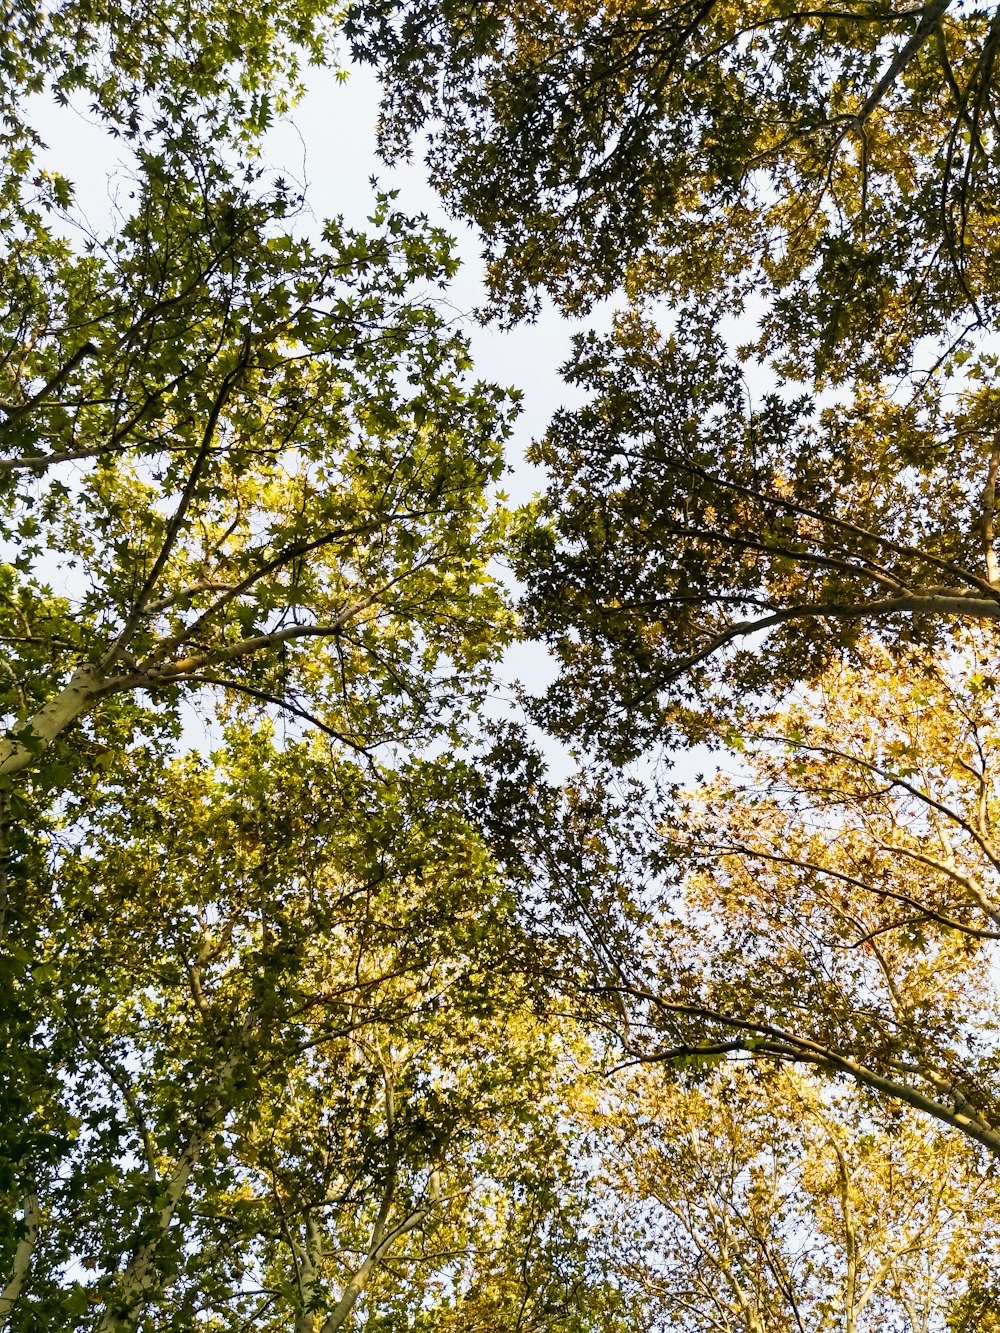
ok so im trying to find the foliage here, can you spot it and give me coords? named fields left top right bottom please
left=591, top=1063, right=1000, bottom=1333
left=341, top=3, right=1000, bottom=1323
left=3, top=0, right=336, bottom=141
left=514, top=311, right=1000, bottom=756
left=0, top=131, right=515, bottom=785
left=343, top=0, right=1000, bottom=758
left=1, top=736, right=599, bottom=1331
left=0, top=3, right=559, bottom=1328
left=580, top=641, right=1000, bottom=1160
left=349, top=0, right=1000, bottom=372
left=10, top=0, right=1000, bottom=1328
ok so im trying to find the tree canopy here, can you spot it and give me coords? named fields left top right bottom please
left=7, top=0, right=1000, bottom=1329
left=0, top=5, right=550, bottom=1327
left=591, top=1063, right=999, bottom=1332
left=347, top=0, right=1000, bottom=756
left=348, top=0, right=1000, bottom=367
left=516, top=310, right=1000, bottom=754
left=9, top=738, right=594, bottom=1331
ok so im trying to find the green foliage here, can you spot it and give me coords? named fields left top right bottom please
left=948, top=1265, right=1000, bottom=1333
left=1, top=736, right=591, bottom=1331
left=0, top=126, right=517, bottom=781
left=0, top=5, right=570, bottom=1328
left=11, top=0, right=1000, bottom=1327
left=2, top=0, right=336, bottom=142
left=345, top=0, right=1000, bottom=765
left=510, top=309, right=1000, bottom=756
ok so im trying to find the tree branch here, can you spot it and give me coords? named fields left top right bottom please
left=622, top=989, right=1000, bottom=1156
left=101, top=336, right=254, bottom=671
left=0, top=341, right=98, bottom=431
left=983, top=445, right=1000, bottom=586
left=850, top=0, right=953, bottom=128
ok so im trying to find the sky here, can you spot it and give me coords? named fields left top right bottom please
left=262, top=60, right=612, bottom=510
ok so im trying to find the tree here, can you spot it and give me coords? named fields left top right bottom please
left=14, top=3, right=1000, bottom=1329
left=590, top=638, right=1000, bottom=1156
left=345, top=1, right=1000, bottom=753
left=4, top=0, right=336, bottom=140
left=590, top=1063, right=1000, bottom=1333
left=0, top=733, right=606, bottom=1331
left=514, top=311, right=1000, bottom=756
left=0, top=136, right=514, bottom=787
left=0, top=9, right=584, bottom=1331
left=348, top=0, right=1000, bottom=372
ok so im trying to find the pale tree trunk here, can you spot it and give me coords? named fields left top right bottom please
left=293, top=1213, right=324, bottom=1333
left=701, top=1201, right=766, bottom=1333
left=95, top=1117, right=214, bottom=1333
left=983, top=446, right=1000, bottom=587
left=0, top=1191, right=39, bottom=1326
left=835, top=1148, right=858, bottom=1333
left=319, top=1205, right=428, bottom=1333
left=94, top=1051, right=236, bottom=1333
left=300, top=1055, right=433, bottom=1333
left=285, top=1177, right=430, bottom=1333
